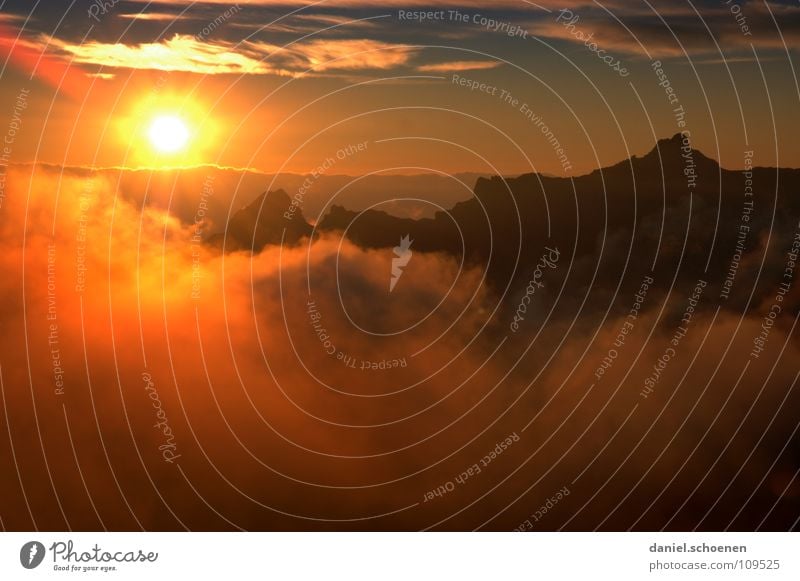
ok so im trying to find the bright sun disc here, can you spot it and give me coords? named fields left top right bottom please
left=148, top=115, right=190, bottom=153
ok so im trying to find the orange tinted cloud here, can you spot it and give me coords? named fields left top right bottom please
left=530, top=3, right=800, bottom=58
left=117, top=13, right=196, bottom=21
left=0, top=163, right=798, bottom=531
left=417, top=60, right=503, bottom=72
left=47, top=34, right=280, bottom=76
left=39, top=34, right=417, bottom=77
left=0, top=24, right=91, bottom=98
left=124, top=0, right=573, bottom=6
left=277, top=38, right=416, bottom=71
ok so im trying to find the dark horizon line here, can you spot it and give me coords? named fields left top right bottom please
left=7, top=134, right=799, bottom=178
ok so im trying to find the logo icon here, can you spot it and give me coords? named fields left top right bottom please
left=390, top=235, right=413, bottom=292
left=20, top=541, right=45, bottom=569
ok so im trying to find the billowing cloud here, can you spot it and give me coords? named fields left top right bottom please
left=0, top=161, right=798, bottom=531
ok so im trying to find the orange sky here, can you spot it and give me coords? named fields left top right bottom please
left=1, top=1, right=798, bottom=174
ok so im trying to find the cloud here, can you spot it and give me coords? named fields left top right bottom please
left=117, top=13, right=197, bottom=22
left=39, top=34, right=417, bottom=77
left=417, top=60, right=503, bottom=72
left=530, top=3, right=800, bottom=59
left=123, top=0, right=574, bottom=7
left=0, top=13, right=28, bottom=23
left=292, top=13, right=380, bottom=27
left=85, top=72, right=116, bottom=80
left=0, top=24, right=92, bottom=97
left=47, top=33, right=277, bottom=75
left=0, top=165, right=500, bottom=529
left=278, top=38, right=416, bottom=71
left=0, top=162, right=798, bottom=531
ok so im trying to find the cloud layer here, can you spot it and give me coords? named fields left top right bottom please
left=0, top=163, right=798, bottom=531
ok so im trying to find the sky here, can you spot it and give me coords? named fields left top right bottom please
left=0, top=0, right=799, bottom=174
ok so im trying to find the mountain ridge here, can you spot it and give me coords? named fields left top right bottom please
left=209, top=135, right=800, bottom=313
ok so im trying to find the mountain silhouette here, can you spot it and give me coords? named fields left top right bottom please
left=211, top=135, right=800, bottom=314
left=207, top=189, right=312, bottom=251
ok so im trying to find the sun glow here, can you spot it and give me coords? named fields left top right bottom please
left=148, top=115, right=190, bottom=153
left=117, top=92, right=221, bottom=168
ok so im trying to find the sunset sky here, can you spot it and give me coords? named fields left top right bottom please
left=1, top=0, right=799, bottom=175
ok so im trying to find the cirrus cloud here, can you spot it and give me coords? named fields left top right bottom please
left=417, top=60, right=503, bottom=72
left=40, top=34, right=419, bottom=77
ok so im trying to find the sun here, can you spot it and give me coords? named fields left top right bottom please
left=147, top=115, right=190, bottom=153
left=120, top=96, right=218, bottom=167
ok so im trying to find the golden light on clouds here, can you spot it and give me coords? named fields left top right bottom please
left=291, top=39, right=415, bottom=71
left=417, top=60, right=503, bottom=72
left=51, top=34, right=272, bottom=76
left=42, top=33, right=421, bottom=78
